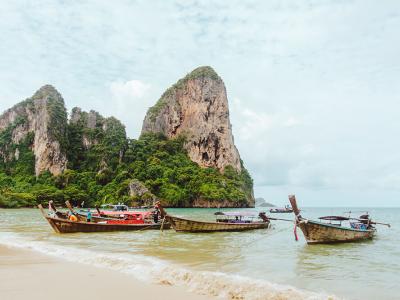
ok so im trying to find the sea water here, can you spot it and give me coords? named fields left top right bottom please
left=0, top=207, right=398, bottom=300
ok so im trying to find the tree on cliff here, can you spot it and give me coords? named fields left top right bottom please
left=0, top=67, right=254, bottom=208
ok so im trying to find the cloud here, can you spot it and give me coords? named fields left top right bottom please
left=1, top=0, right=400, bottom=205
left=110, top=80, right=151, bottom=99
left=375, top=173, right=400, bottom=190
left=231, top=98, right=302, bottom=141
left=105, top=80, right=153, bottom=137
left=231, top=97, right=312, bottom=187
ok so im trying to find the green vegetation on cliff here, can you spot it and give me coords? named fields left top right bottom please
left=0, top=128, right=253, bottom=208
left=47, top=95, right=68, bottom=152
left=0, top=117, right=35, bottom=177
left=67, top=111, right=127, bottom=171
left=0, top=78, right=253, bottom=209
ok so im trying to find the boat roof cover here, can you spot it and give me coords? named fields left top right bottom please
left=214, top=211, right=261, bottom=217
left=100, top=210, right=152, bottom=216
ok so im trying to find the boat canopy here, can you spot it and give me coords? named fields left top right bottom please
left=99, top=210, right=153, bottom=217
left=319, top=216, right=350, bottom=221
left=214, top=211, right=261, bottom=217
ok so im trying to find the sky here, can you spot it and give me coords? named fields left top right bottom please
left=1, top=0, right=399, bottom=206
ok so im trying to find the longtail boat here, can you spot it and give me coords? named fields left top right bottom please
left=289, top=195, right=390, bottom=244
left=156, top=203, right=271, bottom=233
left=269, top=206, right=293, bottom=213
left=39, top=202, right=170, bottom=233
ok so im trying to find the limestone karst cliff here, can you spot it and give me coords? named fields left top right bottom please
left=142, top=66, right=242, bottom=172
left=1, top=67, right=254, bottom=208
left=141, top=66, right=254, bottom=206
left=0, top=85, right=67, bottom=176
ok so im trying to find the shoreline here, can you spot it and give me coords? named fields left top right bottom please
left=0, top=244, right=212, bottom=300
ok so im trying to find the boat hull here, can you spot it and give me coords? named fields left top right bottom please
left=298, top=220, right=375, bottom=244
left=167, top=215, right=270, bottom=232
left=44, top=216, right=169, bottom=233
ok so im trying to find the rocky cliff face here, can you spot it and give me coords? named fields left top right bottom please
left=141, top=66, right=242, bottom=172
left=1, top=69, right=254, bottom=208
left=0, top=85, right=67, bottom=176
left=128, top=179, right=158, bottom=207
left=67, top=107, right=126, bottom=170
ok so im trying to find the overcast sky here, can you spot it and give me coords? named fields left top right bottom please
left=1, top=0, right=399, bottom=206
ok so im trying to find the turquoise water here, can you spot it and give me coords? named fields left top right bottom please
left=0, top=207, right=398, bottom=299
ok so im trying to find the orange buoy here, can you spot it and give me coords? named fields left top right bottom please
left=69, top=215, right=78, bottom=222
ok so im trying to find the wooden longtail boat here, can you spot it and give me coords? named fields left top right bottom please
left=289, top=195, right=379, bottom=244
left=39, top=203, right=170, bottom=233
left=156, top=203, right=271, bottom=233
left=269, top=207, right=293, bottom=213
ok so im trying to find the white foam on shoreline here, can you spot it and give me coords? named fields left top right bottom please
left=0, top=233, right=338, bottom=300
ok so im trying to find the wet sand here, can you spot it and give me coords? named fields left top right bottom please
left=0, top=245, right=212, bottom=300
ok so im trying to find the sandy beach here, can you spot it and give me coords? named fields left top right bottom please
left=0, top=245, right=212, bottom=300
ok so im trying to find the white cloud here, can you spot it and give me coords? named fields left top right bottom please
left=106, top=80, right=152, bottom=137
left=231, top=98, right=302, bottom=141
left=1, top=0, right=400, bottom=205
left=283, top=117, right=301, bottom=127
left=110, top=80, right=151, bottom=99
left=375, top=173, right=400, bottom=190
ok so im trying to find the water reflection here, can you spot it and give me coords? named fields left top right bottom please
left=296, top=240, right=373, bottom=275
left=140, top=229, right=274, bottom=270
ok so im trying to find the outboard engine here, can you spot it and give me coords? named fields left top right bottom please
left=259, top=212, right=270, bottom=222
left=359, top=214, right=370, bottom=223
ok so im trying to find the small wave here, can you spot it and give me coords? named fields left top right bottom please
left=0, top=233, right=338, bottom=300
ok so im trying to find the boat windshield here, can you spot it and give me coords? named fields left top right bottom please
left=214, top=211, right=260, bottom=217
left=215, top=212, right=260, bottom=223
left=101, top=204, right=129, bottom=211
left=113, top=205, right=128, bottom=211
